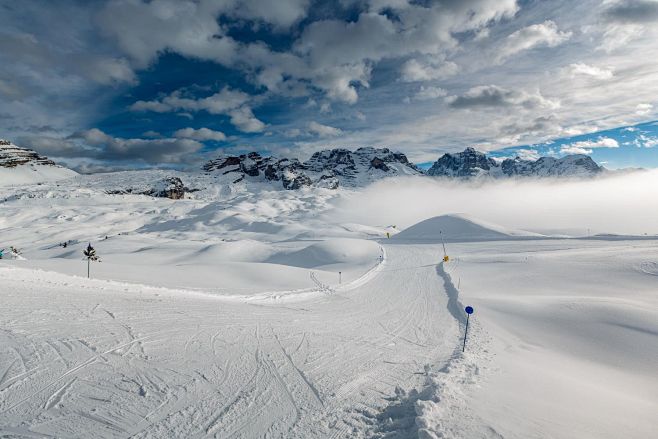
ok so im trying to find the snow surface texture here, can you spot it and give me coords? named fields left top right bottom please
left=1, top=172, right=657, bottom=438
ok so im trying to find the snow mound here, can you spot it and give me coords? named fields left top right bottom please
left=393, top=214, right=541, bottom=242
left=267, top=238, right=380, bottom=269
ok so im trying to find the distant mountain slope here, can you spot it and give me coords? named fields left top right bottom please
left=427, top=147, right=603, bottom=178
left=0, top=139, right=77, bottom=186
left=203, top=147, right=421, bottom=189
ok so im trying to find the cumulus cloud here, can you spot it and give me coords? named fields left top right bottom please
left=399, top=58, right=459, bottom=82
left=447, top=85, right=559, bottom=110
left=228, top=107, right=267, bottom=133
left=496, top=20, right=572, bottom=63
left=560, top=145, right=594, bottom=155
left=131, top=87, right=250, bottom=114
left=131, top=87, right=265, bottom=133
left=560, top=136, right=619, bottom=154
left=70, top=128, right=203, bottom=163
left=2, top=0, right=658, bottom=168
left=173, top=127, right=226, bottom=141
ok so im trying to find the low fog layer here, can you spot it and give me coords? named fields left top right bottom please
left=333, top=170, right=658, bottom=236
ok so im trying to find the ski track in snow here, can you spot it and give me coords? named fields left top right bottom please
left=0, top=244, right=465, bottom=438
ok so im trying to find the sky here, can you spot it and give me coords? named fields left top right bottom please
left=0, top=0, right=657, bottom=172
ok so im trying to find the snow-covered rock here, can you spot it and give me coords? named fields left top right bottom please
left=202, top=147, right=421, bottom=190
left=500, top=154, right=603, bottom=177
left=106, top=176, right=188, bottom=199
left=0, top=139, right=77, bottom=186
left=427, top=147, right=603, bottom=178
left=426, top=147, right=498, bottom=178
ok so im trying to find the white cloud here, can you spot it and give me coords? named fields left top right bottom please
left=597, top=23, right=646, bottom=52
left=283, top=121, right=344, bottom=138
left=131, top=87, right=265, bottom=133
left=131, top=87, right=250, bottom=114
left=635, top=103, right=653, bottom=115
left=636, top=134, right=658, bottom=147
left=399, top=58, right=459, bottom=82
left=173, top=127, right=226, bottom=141
left=307, top=121, right=343, bottom=137
left=412, top=86, right=448, bottom=101
left=560, top=136, right=620, bottom=154
left=560, top=145, right=593, bottom=155
left=564, top=63, right=614, bottom=79
left=497, top=20, right=572, bottom=63
left=228, top=107, right=267, bottom=133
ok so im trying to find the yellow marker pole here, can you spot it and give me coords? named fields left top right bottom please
left=440, top=231, right=448, bottom=262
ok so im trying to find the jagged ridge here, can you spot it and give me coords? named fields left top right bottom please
left=0, top=139, right=57, bottom=168
left=427, top=147, right=603, bottom=178
left=203, top=147, right=421, bottom=190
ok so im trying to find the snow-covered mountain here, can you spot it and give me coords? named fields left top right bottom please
left=0, top=139, right=77, bottom=186
left=426, top=147, right=603, bottom=178
left=203, top=147, right=421, bottom=189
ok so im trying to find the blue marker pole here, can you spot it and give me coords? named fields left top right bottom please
left=462, top=306, right=474, bottom=352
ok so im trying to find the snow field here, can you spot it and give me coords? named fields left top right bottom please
left=1, top=173, right=657, bottom=438
left=0, top=244, right=460, bottom=438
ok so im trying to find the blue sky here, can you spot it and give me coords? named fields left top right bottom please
left=1, top=0, right=657, bottom=172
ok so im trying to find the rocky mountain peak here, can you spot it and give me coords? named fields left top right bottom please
left=427, top=148, right=603, bottom=178
left=202, top=147, right=421, bottom=190
left=426, top=147, right=497, bottom=177
left=0, top=139, right=58, bottom=168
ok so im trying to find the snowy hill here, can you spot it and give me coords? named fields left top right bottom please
left=203, top=147, right=421, bottom=190
left=0, top=139, right=77, bottom=186
left=427, top=147, right=603, bottom=178
left=393, top=214, right=542, bottom=242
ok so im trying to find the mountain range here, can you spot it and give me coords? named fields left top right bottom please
left=1, top=139, right=607, bottom=192
left=426, top=147, right=603, bottom=178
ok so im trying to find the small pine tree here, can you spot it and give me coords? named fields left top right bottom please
left=83, top=243, right=100, bottom=278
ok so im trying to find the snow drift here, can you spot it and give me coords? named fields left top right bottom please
left=393, top=214, right=539, bottom=242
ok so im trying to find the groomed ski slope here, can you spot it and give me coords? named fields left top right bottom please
left=0, top=244, right=466, bottom=438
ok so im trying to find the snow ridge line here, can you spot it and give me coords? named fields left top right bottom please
left=407, top=261, right=495, bottom=438
left=435, top=261, right=467, bottom=326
